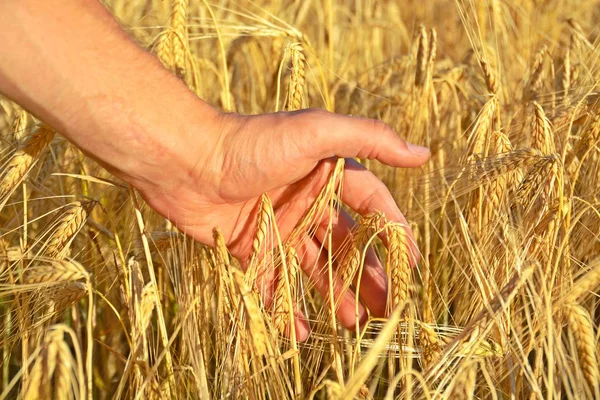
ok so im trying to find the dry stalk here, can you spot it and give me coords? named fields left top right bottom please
left=0, top=125, right=54, bottom=204
left=437, top=263, right=535, bottom=373
left=54, top=341, right=75, bottom=400
left=562, top=48, right=571, bottom=97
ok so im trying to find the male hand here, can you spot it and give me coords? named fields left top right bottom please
left=133, top=108, right=430, bottom=340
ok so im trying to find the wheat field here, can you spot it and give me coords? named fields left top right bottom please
left=1, top=0, right=600, bottom=399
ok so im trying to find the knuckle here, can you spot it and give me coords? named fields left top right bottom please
left=371, top=119, right=395, bottom=137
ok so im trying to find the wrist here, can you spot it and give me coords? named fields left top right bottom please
left=71, top=82, right=223, bottom=193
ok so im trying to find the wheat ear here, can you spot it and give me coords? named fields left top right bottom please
left=386, top=224, right=412, bottom=310
left=565, top=303, right=600, bottom=395
left=287, top=43, right=306, bottom=111
left=0, top=125, right=54, bottom=205
left=43, top=201, right=95, bottom=260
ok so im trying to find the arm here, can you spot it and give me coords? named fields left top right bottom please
left=0, top=0, right=430, bottom=338
left=0, top=0, right=217, bottom=188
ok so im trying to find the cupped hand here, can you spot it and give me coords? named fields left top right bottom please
left=135, top=108, right=430, bottom=340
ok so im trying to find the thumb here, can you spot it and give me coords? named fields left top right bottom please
left=291, top=109, right=430, bottom=167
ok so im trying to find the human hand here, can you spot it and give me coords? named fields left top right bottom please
left=0, top=0, right=429, bottom=340
left=133, top=108, right=430, bottom=340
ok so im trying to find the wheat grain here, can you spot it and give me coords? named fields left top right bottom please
left=43, top=201, right=94, bottom=260
left=24, top=260, right=87, bottom=284
left=386, top=224, right=412, bottom=310
left=232, top=269, right=269, bottom=358
left=565, top=303, right=600, bottom=395
left=420, top=322, right=441, bottom=368
left=337, top=212, right=385, bottom=288
left=449, top=362, right=478, bottom=399
left=287, top=43, right=306, bottom=111
left=47, top=282, right=87, bottom=313
left=415, top=25, right=429, bottom=87
left=140, top=282, right=157, bottom=333
left=527, top=45, right=547, bottom=98
left=0, top=125, right=54, bottom=203
left=10, top=107, right=28, bottom=142
left=480, top=59, right=498, bottom=94
left=272, top=246, right=299, bottom=334
left=170, top=0, right=188, bottom=77
left=246, top=194, right=272, bottom=285
left=532, top=102, right=556, bottom=155
left=565, top=258, right=600, bottom=303
left=53, top=342, right=74, bottom=400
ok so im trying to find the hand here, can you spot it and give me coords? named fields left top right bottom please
left=134, top=108, right=430, bottom=340
left=0, top=0, right=429, bottom=340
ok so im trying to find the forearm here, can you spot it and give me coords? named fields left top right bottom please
left=0, top=0, right=219, bottom=188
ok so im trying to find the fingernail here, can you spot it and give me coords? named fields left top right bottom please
left=407, top=142, right=431, bottom=156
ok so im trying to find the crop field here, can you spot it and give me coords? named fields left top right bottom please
left=2, top=0, right=600, bottom=398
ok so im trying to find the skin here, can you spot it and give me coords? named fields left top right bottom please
left=0, top=0, right=430, bottom=340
